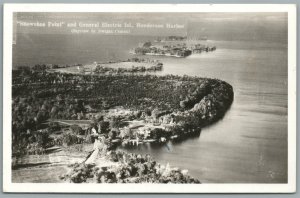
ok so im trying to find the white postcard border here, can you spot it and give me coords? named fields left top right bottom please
left=2, top=4, right=297, bottom=193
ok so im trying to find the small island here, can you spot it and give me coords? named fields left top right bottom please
left=132, top=37, right=216, bottom=58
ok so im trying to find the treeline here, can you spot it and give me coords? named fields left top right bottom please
left=94, top=64, right=163, bottom=74
left=61, top=150, right=200, bottom=183
left=13, top=69, right=213, bottom=112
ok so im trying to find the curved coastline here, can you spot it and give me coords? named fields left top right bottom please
left=12, top=66, right=234, bottom=183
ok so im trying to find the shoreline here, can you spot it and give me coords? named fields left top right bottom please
left=12, top=66, right=234, bottom=183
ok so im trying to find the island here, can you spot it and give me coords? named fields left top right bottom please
left=131, top=41, right=216, bottom=58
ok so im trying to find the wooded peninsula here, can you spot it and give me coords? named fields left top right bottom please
left=12, top=62, right=233, bottom=183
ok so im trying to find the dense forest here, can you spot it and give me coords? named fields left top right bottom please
left=12, top=67, right=233, bottom=156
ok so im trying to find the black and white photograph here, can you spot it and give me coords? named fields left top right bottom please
left=2, top=4, right=296, bottom=193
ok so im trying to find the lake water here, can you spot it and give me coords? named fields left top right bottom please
left=13, top=34, right=288, bottom=183
left=129, top=40, right=288, bottom=183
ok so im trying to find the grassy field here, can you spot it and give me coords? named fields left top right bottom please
left=12, top=144, right=93, bottom=183
left=12, top=165, right=68, bottom=183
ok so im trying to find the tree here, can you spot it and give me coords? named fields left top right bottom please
left=50, top=106, right=58, bottom=118
left=99, top=121, right=110, bottom=134
left=180, top=100, right=186, bottom=108
left=143, top=41, right=152, bottom=48
left=151, top=109, right=160, bottom=120
left=70, top=125, right=83, bottom=135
